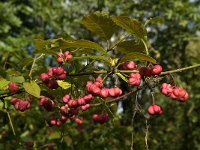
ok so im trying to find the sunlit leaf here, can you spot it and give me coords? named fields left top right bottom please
left=23, top=81, right=40, bottom=98
left=57, top=80, right=71, bottom=89
left=0, top=79, right=9, bottom=89
left=81, top=11, right=118, bottom=39
left=112, top=16, right=147, bottom=39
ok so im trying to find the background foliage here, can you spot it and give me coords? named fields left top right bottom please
left=0, top=0, right=200, bottom=149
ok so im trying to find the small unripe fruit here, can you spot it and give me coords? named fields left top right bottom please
left=99, top=88, right=110, bottom=98
left=92, top=114, right=99, bottom=121
left=56, top=57, right=64, bottom=63
left=40, top=73, right=49, bottom=81
left=128, top=73, right=141, bottom=86
left=160, top=83, right=173, bottom=96
left=48, top=118, right=57, bottom=126
left=109, top=88, right=116, bottom=97
left=170, top=87, right=189, bottom=102
left=62, top=94, right=70, bottom=103
left=46, top=79, right=59, bottom=89
left=96, top=76, right=103, bottom=83
left=77, top=98, right=86, bottom=106
left=68, top=100, right=78, bottom=108
left=14, top=100, right=31, bottom=112
left=81, top=104, right=90, bottom=111
left=57, top=73, right=67, bottom=80
left=139, top=67, right=151, bottom=77
left=8, top=82, right=19, bottom=93
left=151, top=65, right=162, bottom=75
left=74, top=117, right=83, bottom=124
left=122, top=61, right=136, bottom=70
left=148, top=104, right=163, bottom=115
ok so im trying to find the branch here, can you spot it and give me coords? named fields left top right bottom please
left=160, top=64, right=200, bottom=75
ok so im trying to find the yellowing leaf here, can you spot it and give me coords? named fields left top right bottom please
left=23, top=81, right=40, bottom=98
left=57, top=80, right=71, bottom=89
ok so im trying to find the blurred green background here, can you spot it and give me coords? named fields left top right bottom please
left=0, top=0, right=200, bottom=149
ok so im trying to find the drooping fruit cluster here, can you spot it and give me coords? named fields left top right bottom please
left=8, top=82, right=19, bottom=93
left=86, top=76, right=122, bottom=98
left=40, top=66, right=67, bottom=89
left=10, top=97, right=31, bottom=112
left=92, top=113, right=109, bottom=124
left=45, top=93, right=94, bottom=126
left=161, top=83, right=189, bottom=102
left=56, top=51, right=73, bottom=63
left=148, top=104, right=163, bottom=115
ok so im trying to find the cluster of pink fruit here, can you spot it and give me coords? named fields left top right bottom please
left=86, top=77, right=122, bottom=98
left=8, top=82, right=19, bottom=93
left=56, top=51, right=73, bottom=63
left=39, top=92, right=108, bottom=126
left=7, top=57, right=190, bottom=122
left=161, top=83, right=189, bottom=102
left=40, top=66, right=67, bottom=89
left=92, top=113, right=109, bottom=124
left=121, top=61, right=189, bottom=116
left=10, top=97, right=31, bottom=112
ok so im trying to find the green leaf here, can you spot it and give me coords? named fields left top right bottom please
left=34, top=38, right=110, bottom=56
left=145, top=16, right=164, bottom=26
left=20, top=57, right=34, bottom=68
left=49, top=132, right=61, bottom=140
left=81, top=11, right=118, bottom=40
left=112, top=16, right=147, bottom=39
left=119, top=52, right=156, bottom=64
left=23, top=81, right=41, bottom=98
left=116, top=73, right=128, bottom=83
left=9, top=76, right=25, bottom=83
left=57, top=80, right=71, bottom=89
left=57, top=39, right=109, bottom=56
left=0, top=79, right=9, bottom=89
left=116, top=40, right=146, bottom=54
left=71, top=56, right=111, bottom=65
left=34, top=39, right=47, bottom=50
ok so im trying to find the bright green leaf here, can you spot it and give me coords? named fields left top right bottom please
left=0, top=79, right=9, bottom=89
left=112, top=16, right=147, bottom=39
left=119, top=52, right=156, bottom=64
left=81, top=11, right=118, bottom=40
left=57, top=80, right=71, bottom=89
left=23, top=81, right=40, bottom=98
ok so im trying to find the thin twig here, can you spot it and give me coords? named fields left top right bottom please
left=7, top=111, right=16, bottom=136
left=131, top=92, right=139, bottom=150
left=145, top=120, right=149, bottom=150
